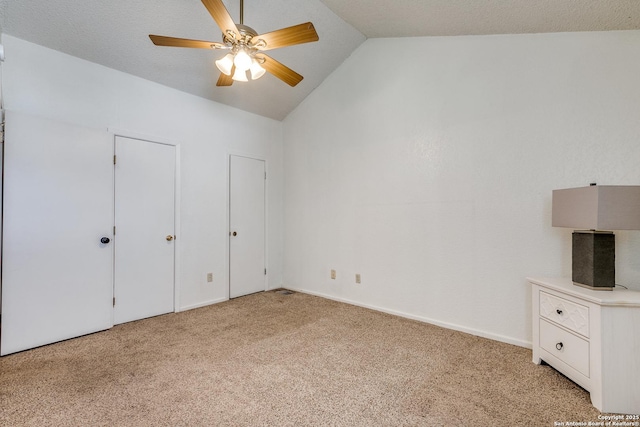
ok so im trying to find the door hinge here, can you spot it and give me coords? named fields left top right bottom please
left=264, top=268, right=267, bottom=275
left=264, top=171, right=267, bottom=180
left=113, top=226, right=116, bottom=235
left=112, top=297, right=116, bottom=307
left=113, top=155, right=116, bottom=165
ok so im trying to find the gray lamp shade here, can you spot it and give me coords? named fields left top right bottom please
left=552, top=185, right=640, bottom=230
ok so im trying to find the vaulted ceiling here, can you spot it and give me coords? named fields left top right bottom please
left=1, top=0, right=639, bottom=120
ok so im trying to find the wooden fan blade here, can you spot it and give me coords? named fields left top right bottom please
left=201, top=0, right=239, bottom=39
left=216, top=73, right=234, bottom=86
left=258, top=54, right=303, bottom=87
left=216, top=65, right=235, bottom=86
left=253, top=22, right=319, bottom=51
left=149, top=35, right=225, bottom=50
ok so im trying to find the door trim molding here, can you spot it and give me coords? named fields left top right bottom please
left=227, top=151, right=268, bottom=300
left=108, top=128, right=182, bottom=314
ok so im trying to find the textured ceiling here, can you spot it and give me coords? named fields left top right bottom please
left=319, top=0, right=640, bottom=38
left=1, top=1, right=639, bottom=120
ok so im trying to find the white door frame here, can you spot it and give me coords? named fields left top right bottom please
left=227, top=151, right=268, bottom=300
left=108, top=128, right=181, bottom=314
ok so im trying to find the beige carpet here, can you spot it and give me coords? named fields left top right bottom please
left=0, top=290, right=602, bottom=426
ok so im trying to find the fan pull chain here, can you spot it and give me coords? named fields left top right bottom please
left=240, top=0, right=243, bottom=25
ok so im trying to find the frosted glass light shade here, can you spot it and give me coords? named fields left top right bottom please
left=233, top=50, right=252, bottom=71
left=249, top=60, right=266, bottom=80
left=232, top=68, right=248, bottom=82
left=552, top=185, right=640, bottom=230
left=215, top=54, right=234, bottom=76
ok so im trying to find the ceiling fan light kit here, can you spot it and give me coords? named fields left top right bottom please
left=149, top=0, right=319, bottom=87
left=232, top=66, right=249, bottom=82
left=215, top=53, right=234, bottom=75
left=233, top=49, right=252, bottom=71
left=249, top=60, right=266, bottom=80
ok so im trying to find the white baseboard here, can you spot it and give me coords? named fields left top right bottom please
left=179, top=297, right=228, bottom=312
left=285, top=286, right=532, bottom=349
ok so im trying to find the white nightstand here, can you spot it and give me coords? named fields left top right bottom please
left=528, top=277, right=640, bottom=415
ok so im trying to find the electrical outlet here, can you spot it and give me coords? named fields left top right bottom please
left=207, top=273, right=213, bottom=283
left=331, top=269, right=336, bottom=280
left=355, top=274, right=361, bottom=284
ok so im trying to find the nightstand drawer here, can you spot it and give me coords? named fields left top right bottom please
left=540, top=318, right=589, bottom=377
left=540, top=291, right=589, bottom=338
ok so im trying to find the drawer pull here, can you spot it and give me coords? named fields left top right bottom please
left=556, top=309, right=563, bottom=315
left=556, top=342, right=563, bottom=351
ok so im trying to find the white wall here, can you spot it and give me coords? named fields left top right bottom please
left=0, top=37, right=3, bottom=315
left=282, top=30, right=640, bottom=347
left=1, top=35, right=284, bottom=311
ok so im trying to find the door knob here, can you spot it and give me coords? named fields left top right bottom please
left=166, top=235, right=174, bottom=241
left=232, top=231, right=237, bottom=236
left=100, top=237, right=110, bottom=244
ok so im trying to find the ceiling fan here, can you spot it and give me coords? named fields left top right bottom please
left=149, top=0, right=319, bottom=87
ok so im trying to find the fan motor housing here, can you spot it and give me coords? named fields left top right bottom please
left=237, top=24, right=258, bottom=38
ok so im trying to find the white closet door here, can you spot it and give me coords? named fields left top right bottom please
left=113, top=137, right=175, bottom=325
left=229, top=155, right=265, bottom=298
left=1, top=112, right=114, bottom=356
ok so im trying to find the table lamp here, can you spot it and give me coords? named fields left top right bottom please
left=552, top=184, right=640, bottom=290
